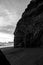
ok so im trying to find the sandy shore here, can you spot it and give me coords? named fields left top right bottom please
left=1, top=47, right=43, bottom=65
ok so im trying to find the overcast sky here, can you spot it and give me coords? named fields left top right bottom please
left=0, top=0, right=31, bottom=34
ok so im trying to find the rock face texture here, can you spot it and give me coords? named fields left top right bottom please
left=0, top=50, right=11, bottom=65
left=14, top=0, right=43, bottom=48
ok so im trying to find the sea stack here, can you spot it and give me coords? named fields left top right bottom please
left=14, top=0, right=43, bottom=48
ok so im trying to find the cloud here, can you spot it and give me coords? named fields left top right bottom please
left=0, top=32, right=14, bottom=43
left=0, top=5, right=18, bottom=26
left=0, top=25, right=15, bottom=34
left=0, top=5, right=19, bottom=33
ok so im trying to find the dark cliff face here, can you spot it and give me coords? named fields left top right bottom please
left=14, top=0, right=43, bottom=48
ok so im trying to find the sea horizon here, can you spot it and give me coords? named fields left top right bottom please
left=0, top=42, right=14, bottom=48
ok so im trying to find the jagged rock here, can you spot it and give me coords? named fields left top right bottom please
left=0, top=50, right=11, bottom=65
left=14, top=0, right=43, bottom=48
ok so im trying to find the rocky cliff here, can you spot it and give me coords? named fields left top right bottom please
left=14, top=0, right=43, bottom=48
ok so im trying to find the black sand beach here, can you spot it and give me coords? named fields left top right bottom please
left=1, top=47, right=43, bottom=65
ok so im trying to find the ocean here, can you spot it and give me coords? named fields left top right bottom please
left=0, top=42, right=14, bottom=48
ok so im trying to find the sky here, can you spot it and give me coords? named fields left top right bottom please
left=0, top=0, right=31, bottom=43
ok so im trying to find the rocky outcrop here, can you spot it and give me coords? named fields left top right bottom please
left=14, top=0, right=43, bottom=48
left=0, top=50, right=11, bottom=65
